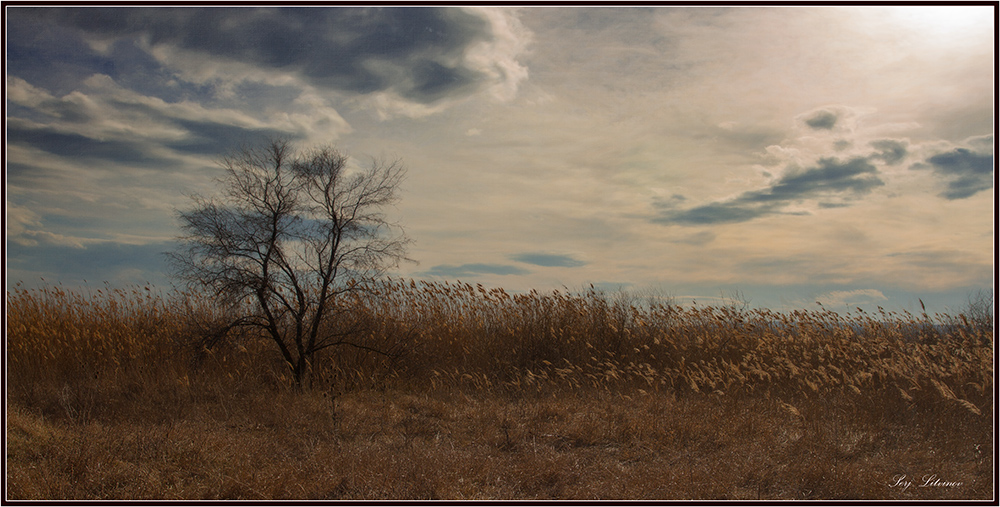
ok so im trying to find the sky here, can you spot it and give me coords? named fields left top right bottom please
left=5, top=5, right=996, bottom=314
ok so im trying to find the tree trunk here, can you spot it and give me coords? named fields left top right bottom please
left=291, top=354, right=310, bottom=390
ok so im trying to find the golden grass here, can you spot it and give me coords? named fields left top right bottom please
left=5, top=281, right=994, bottom=500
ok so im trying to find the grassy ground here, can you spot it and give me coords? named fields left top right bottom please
left=5, top=283, right=994, bottom=500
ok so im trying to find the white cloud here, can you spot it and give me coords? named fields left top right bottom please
left=283, top=89, right=353, bottom=143
left=6, top=202, right=87, bottom=249
left=463, top=7, right=532, bottom=102
left=6, top=76, right=54, bottom=107
left=146, top=41, right=301, bottom=96
left=12, top=69, right=353, bottom=155
left=361, top=91, right=457, bottom=121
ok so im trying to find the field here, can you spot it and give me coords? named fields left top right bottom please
left=5, top=281, right=994, bottom=500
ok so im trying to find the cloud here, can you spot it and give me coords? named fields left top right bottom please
left=11, top=7, right=519, bottom=106
left=5, top=11, right=120, bottom=96
left=759, top=157, right=883, bottom=199
left=510, top=253, right=586, bottom=268
left=166, top=118, right=299, bottom=155
left=709, top=122, right=787, bottom=155
left=6, top=202, right=88, bottom=249
left=462, top=7, right=532, bottom=102
left=422, top=263, right=530, bottom=278
left=6, top=121, right=176, bottom=168
left=869, top=139, right=908, bottom=165
left=803, top=109, right=839, bottom=130
left=7, top=74, right=310, bottom=149
left=654, top=199, right=780, bottom=226
left=5, top=73, right=332, bottom=195
left=762, top=106, right=990, bottom=206
left=912, top=145, right=993, bottom=200
left=655, top=157, right=883, bottom=225
left=796, top=106, right=875, bottom=134
left=964, top=134, right=993, bottom=152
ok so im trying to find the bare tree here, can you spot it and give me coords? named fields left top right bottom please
left=169, top=138, right=411, bottom=387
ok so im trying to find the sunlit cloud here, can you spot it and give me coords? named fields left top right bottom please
left=462, top=7, right=532, bottom=102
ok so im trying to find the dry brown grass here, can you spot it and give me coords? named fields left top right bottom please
left=5, top=282, right=995, bottom=500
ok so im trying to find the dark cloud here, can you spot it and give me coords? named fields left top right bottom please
left=95, top=95, right=300, bottom=154
left=5, top=163, right=44, bottom=187
left=651, top=194, right=687, bottom=212
left=8, top=105, right=295, bottom=164
left=10, top=7, right=493, bottom=104
left=6, top=123, right=168, bottom=167
left=656, top=200, right=780, bottom=225
left=168, top=119, right=299, bottom=155
left=869, top=139, right=908, bottom=165
left=803, top=110, right=838, bottom=130
left=423, top=263, right=530, bottom=278
left=912, top=147, right=993, bottom=200
left=510, top=253, right=586, bottom=268
left=10, top=97, right=94, bottom=124
left=407, top=60, right=482, bottom=103
left=5, top=12, right=119, bottom=96
left=104, top=38, right=206, bottom=103
left=7, top=28, right=190, bottom=102
left=757, top=157, right=883, bottom=200
left=655, top=157, right=883, bottom=225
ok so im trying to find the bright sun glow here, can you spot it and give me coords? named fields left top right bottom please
left=886, top=6, right=993, bottom=41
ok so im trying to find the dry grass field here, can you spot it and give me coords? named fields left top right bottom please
left=5, top=281, right=994, bottom=500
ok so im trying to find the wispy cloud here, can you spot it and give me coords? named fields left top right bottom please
left=7, top=121, right=170, bottom=166
left=421, top=263, right=531, bottom=278
left=510, top=253, right=586, bottom=268
left=6, top=202, right=88, bottom=249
